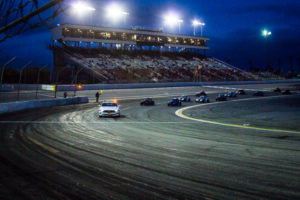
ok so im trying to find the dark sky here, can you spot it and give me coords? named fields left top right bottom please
left=1, top=0, right=300, bottom=72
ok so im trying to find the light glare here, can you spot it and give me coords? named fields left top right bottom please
left=72, top=1, right=95, bottom=16
left=106, top=4, right=129, bottom=21
left=164, top=13, right=183, bottom=27
left=262, top=29, right=272, bottom=37
left=193, top=20, right=205, bottom=26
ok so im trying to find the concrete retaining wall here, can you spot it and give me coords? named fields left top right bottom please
left=56, top=79, right=300, bottom=91
left=1, top=79, right=300, bottom=92
left=0, top=97, right=89, bottom=115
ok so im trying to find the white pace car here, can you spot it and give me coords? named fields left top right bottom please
left=99, top=102, right=120, bottom=117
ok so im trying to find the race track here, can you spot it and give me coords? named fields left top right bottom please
left=0, top=83, right=299, bottom=200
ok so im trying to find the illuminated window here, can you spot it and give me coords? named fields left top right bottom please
left=132, top=35, right=137, bottom=40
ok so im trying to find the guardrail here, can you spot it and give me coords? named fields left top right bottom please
left=1, top=79, right=300, bottom=92
left=56, top=79, right=300, bottom=91
left=0, top=97, right=89, bottom=115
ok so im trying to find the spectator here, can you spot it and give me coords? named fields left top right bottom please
left=95, top=92, right=100, bottom=102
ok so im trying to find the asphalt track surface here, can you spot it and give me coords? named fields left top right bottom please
left=0, top=83, right=300, bottom=200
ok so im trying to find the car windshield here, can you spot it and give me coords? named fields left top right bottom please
left=102, top=103, right=117, bottom=107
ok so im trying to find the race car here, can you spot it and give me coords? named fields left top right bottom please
left=216, top=94, right=227, bottom=101
left=282, top=90, right=291, bottom=95
left=168, top=98, right=182, bottom=107
left=274, top=88, right=281, bottom=92
left=195, top=91, right=207, bottom=97
left=226, top=91, right=237, bottom=98
left=99, top=102, right=120, bottom=117
left=179, top=95, right=191, bottom=102
left=237, top=90, right=246, bottom=95
left=253, top=91, right=264, bottom=96
left=140, top=98, right=155, bottom=106
left=195, top=96, right=210, bottom=103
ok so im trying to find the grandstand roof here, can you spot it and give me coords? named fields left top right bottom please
left=51, top=24, right=209, bottom=50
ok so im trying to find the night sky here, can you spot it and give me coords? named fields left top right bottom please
left=1, top=0, right=300, bottom=72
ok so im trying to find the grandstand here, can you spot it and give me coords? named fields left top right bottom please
left=50, top=24, right=257, bottom=83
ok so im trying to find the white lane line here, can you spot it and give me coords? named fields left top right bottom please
left=203, top=86, right=268, bottom=91
left=175, top=94, right=300, bottom=134
left=0, top=121, right=197, bottom=124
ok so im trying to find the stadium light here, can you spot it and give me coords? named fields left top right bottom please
left=164, top=12, right=183, bottom=33
left=72, top=1, right=95, bottom=16
left=105, top=3, right=129, bottom=24
left=192, top=20, right=205, bottom=36
left=262, top=29, right=272, bottom=37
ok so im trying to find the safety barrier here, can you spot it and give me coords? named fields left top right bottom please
left=1, top=79, right=300, bottom=92
left=0, top=97, right=89, bottom=115
left=56, top=79, right=300, bottom=91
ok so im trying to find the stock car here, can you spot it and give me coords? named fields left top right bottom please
left=226, top=91, right=237, bottom=98
left=195, top=96, right=210, bottom=103
left=195, top=91, right=207, bottom=97
left=282, top=90, right=291, bottom=95
left=237, top=90, right=246, bottom=95
left=140, top=98, right=155, bottom=106
left=99, top=102, right=120, bottom=117
left=253, top=91, right=264, bottom=96
left=216, top=94, right=227, bottom=101
left=179, top=95, right=191, bottom=102
left=168, top=98, right=182, bottom=107
left=274, top=88, right=281, bottom=92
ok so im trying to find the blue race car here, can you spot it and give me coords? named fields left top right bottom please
left=140, top=98, right=155, bottom=106
left=253, top=91, right=264, bottom=96
left=168, top=98, right=182, bottom=107
left=195, top=96, right=210, bottom=103
left=216, top=94, right=227, bottom=101
left=179, top=95, right=191, bottom=102
left=226, top=91, right=237, bottom=98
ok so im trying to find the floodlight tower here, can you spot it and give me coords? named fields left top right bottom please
left=163, top=13, right=183, bottom=33
left=71, top=1, right=95, bottom=16
left=178, top=19, right=183, bottom=33
left=262, top=29, right=272, bottom=38
left=71, top=1, right=96, bottom=25
left=262, top=29, right=272, bottom=69
left=105, top=4, right=129, bottom=27
left=193, top=20, right=205, bottom=36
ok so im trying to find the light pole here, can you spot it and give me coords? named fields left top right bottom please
left=178, top=19, right=183, bottom=33
left=73, top=67, right=84, bottom=97
left=36, top=65, right=47, bottom=99
left=193, top=20, right=205, bottom=36
left=262, top=29, right=272, bottom=69
left=55, top=66, right=69, bottom=83
left=17, top=61, right=32, bottom=101
left=105, top=4, right=129, bottom=27
left=163, top=13, right=183, bottom=33
left=199, top=22, right=205, bottom=37
left=0, top=57, right=16, bottom=85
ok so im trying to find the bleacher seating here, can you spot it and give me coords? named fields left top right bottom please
left=66, top=52, right=258, bottom=83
